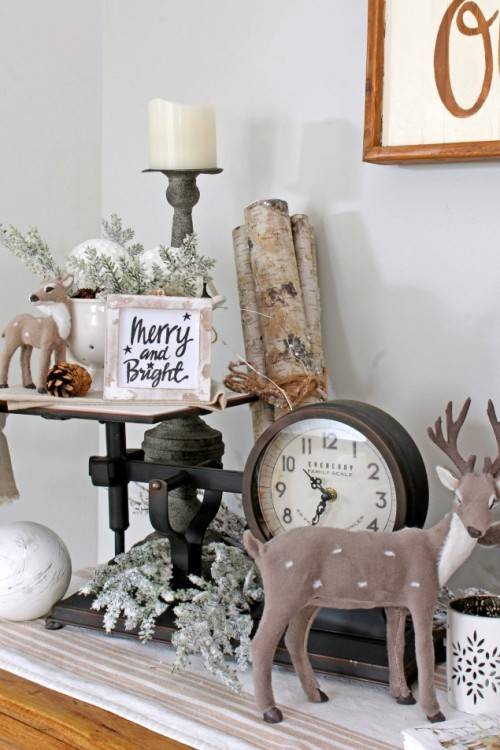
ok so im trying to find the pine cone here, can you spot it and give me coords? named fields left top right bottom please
left=46, top=362, right=92, bottom=398
left=72, top=288, right=99, bottom=299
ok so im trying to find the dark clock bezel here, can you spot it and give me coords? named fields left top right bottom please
left=242, top=400, right=429, bottom=542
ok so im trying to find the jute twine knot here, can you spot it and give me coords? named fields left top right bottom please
left=224, top=361, right=328, bottom=411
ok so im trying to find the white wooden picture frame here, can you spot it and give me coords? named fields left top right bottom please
left=104, top=294, right=212, bottom=402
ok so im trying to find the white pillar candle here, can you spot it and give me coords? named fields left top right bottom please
left=148, top=99, right=217, bottom=170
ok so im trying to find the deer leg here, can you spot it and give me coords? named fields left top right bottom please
left=54, top=342, right=66, bottom=364
left=0, top=340, right=18, bottom=388
left=410, top=606, right=444, bottom=723
left=20, top=345, right=35, bottom=388
left=36, top=346, right=52, bottom=393
left=251, top=602, right=295, bottom=723
left=284, top=605, right=327, bottom=703
left=386, top=607, right=415, bottom=704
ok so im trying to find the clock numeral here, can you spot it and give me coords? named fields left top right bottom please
left=367, top=462, right=380, bottom=480
left=375, top=491, right=387, bottom=509
left=352, top=441, right=357, bottom=459
left=275, top=481, right=287, bottom=498
left=367, top=518, right=379, bottom=531
left=322, top=433, right=338, bottom=450
left=282, top=507, right=292, bottom=524
left=301, top=437, right=312, bottom=455
left=281, top=455, right=296, bottom=472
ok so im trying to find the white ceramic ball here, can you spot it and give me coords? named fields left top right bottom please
left=69, top=238, right=125, bottom=263
left=0, top=522, right=72, bottom=621
left=68, top=239, right=126, bottom=289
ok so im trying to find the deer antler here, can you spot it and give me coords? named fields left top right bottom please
left=427, top=399, right=476, bottom=474
left=483, top=400, right=500, bottom=475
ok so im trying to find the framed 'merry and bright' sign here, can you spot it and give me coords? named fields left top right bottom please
left=104, top=295, right=212, bottom=402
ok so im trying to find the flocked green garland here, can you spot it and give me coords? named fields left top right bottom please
left=0, top=214, right=216, bottom=297
left=67, top=215, right=215, bottom=296
left=80, top=534, right=262, bottom=692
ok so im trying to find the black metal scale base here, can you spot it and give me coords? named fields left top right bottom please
left=46, top=420, right=445, bottom=684
left=51, top=591, right=445, bottom=684
left=49, top=593, right=437, bottom=684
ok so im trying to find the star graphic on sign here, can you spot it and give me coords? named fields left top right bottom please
left=123, top=345, right=132, bottom=355
left=183, top=312, right=191, bottom=321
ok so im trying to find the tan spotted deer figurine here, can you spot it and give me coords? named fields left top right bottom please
left=244, top=400, right=500, bottom=725
left=0, top=274, right=73, bottom=393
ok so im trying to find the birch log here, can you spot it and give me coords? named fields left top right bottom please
left=291, top=214, right=324, bottom=381
left=245, top=199, right=309, bottom=415
left=232, top=225, right=274, bottom=438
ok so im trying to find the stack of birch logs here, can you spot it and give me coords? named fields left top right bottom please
left=224, top=199, right=327, bottom=439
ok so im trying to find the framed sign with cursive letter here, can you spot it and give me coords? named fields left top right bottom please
left=104, top=294, right=212, bottom=402
left=364, top=0, right=500, bottom=164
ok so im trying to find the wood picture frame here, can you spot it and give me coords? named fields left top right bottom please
left=104, top=294, right=212, bottom=402
left=363, top=0, right=500, bottom=165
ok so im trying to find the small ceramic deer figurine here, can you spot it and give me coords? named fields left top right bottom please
left=0, top=274, right=73, bottom=393
left=244, top=400, right=500, bottom=725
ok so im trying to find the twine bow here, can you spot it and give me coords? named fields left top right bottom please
left=224, top=361, right=327, bottom=411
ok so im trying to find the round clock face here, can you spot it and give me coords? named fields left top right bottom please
left=256, top=417, right=397, bottom=536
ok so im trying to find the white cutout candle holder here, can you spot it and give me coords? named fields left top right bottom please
left=447, top=595, right=500, bottom=714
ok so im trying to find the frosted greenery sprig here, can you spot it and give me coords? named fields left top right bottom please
left=0, top=224, right=63, bottom=279
left=68, top=216, right=215, bottom=296
left=68, top=248, right=147, bottom=295
left=71, top=246, right=123, bottom=293
left=102, top=214, right=137, bottom=248
left=117, top=255, right=150, bottom=295
left=80, top=535, right=175, bottom=640
left=81, top=531, right=263, bottom=691
left=173, top=543, right=263, bottom=691
left=155, top=235, right=216, bottom=296
left=67, top=214, right=149, bottom=294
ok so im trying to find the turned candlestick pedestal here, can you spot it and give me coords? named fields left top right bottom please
left=143, top=167, right=222, bottom=247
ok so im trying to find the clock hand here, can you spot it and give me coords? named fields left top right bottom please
left=312, top=498, right=327, bottom=526
left=303, top=470, right=338, bottom=525
left=312, top=488, right=337, bottom=525
left=303, top=468, right=323, bottom=491
left=303, top=469, right=337, bottom=500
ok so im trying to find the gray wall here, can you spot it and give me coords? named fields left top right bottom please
left=101, top=0, right=500, bottom=590
left=0, top=1, right=102, bottom=569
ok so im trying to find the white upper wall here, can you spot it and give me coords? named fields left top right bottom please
left=0, top=0, right=102, bottom=569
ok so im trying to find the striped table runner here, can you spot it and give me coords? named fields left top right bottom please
left=0, top=616, right=455, bottom=750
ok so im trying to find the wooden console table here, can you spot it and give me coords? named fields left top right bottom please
left=0, top=669, right=191, bottom=750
